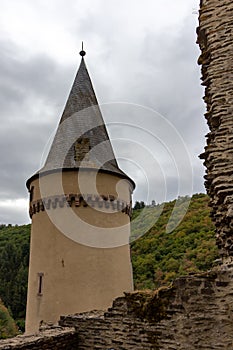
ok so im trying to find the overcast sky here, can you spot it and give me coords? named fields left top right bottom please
left=0, top=0, right=207, bottom=224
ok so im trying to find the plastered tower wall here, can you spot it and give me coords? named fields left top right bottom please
left=26, top=171, right=133, bottom=334
left=197, top=0, right=233, bottom=260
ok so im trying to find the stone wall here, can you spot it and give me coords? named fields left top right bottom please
left=197, top=0, right=233, bottom=259
left=0, top=328, right=79, bottom=350
left=59, top=265, right=233, bottom=350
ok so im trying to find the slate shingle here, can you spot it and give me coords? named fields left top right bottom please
left=27, top=56, right=135, bottom=189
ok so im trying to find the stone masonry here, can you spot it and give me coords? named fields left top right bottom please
left=0, top=328, right=79, bottom=350
left=197, top=0, right=233, bottom=259
left=60, top=265, right=233, bottom=350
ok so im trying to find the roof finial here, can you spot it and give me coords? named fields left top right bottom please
left=79, top=41, right=86, bottom=57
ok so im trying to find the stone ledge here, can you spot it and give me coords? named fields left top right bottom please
left=0, top=327, right=77, bottom=350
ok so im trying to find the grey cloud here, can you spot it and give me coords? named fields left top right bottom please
left=0, top=204, right=29, bottom=225
left=0, top=40, right=75, bottom=204
left=0, top=39, right=75, bottom=118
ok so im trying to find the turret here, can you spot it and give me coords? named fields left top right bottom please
left=25, top=48, right=135, bottom=334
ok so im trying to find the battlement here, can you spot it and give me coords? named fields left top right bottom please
left=29, top=193, right=132, bottom=218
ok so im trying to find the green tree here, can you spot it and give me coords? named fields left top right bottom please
left=133, top=201, right=146, bottom=210
left=0, top=225, right=30, bottom=324
left=131, top=194, right=218, bottom=290
left=0, top=300, right=18, bottom=339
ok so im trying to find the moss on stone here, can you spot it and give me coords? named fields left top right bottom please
left=124, top=284, right=175, bottom=322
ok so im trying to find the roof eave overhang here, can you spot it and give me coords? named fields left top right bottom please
left=26, top=167, right=136, bottom=191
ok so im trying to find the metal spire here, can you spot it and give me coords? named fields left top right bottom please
left=79, top=41, right=86, bottom=57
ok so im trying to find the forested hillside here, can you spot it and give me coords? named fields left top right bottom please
left=0, top=224, right=30, bottom=331
left=0, top=299, right=18, bottom=338
left=131, top=193, right=218, bottom=289
left=0, top=193, right=218, bottom=336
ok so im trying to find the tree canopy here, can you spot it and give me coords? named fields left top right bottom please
left=0, top=299, right=18, bottom=339
left=131, top=193, right=218, bottom=289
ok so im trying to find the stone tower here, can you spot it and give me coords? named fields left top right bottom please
left=197, top=0, right=233, bottom=261
left=25, top=49, right=135, bottom=334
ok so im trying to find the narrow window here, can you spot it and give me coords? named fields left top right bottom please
left=37, top=272, right=44, bottom=296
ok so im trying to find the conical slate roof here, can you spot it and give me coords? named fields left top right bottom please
left=59, top=57, right=101, bottom=124
left=27, top=54, right=135, bottom=189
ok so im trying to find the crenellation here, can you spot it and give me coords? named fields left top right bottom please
left=29, top=193, right=132, bottom=218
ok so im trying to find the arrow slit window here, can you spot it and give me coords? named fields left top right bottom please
left=37, top=272, right=44, bottom=296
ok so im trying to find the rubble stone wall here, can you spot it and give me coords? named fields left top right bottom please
left=60, top=266, right=233, bottom=350
left=197, top=0, right=233, bottom=259
left=0, top=328, right=79, bottom=350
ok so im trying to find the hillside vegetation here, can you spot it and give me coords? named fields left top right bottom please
left=131, top=193, right=218, bottom=289
left=0, top=224, right=30, bottom=332
left=0, top=299, right=18, bottom=339
left=0, top=193, right=218, bottom=335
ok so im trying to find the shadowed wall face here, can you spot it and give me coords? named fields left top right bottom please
left=197, top=0, right=233, bottom=260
